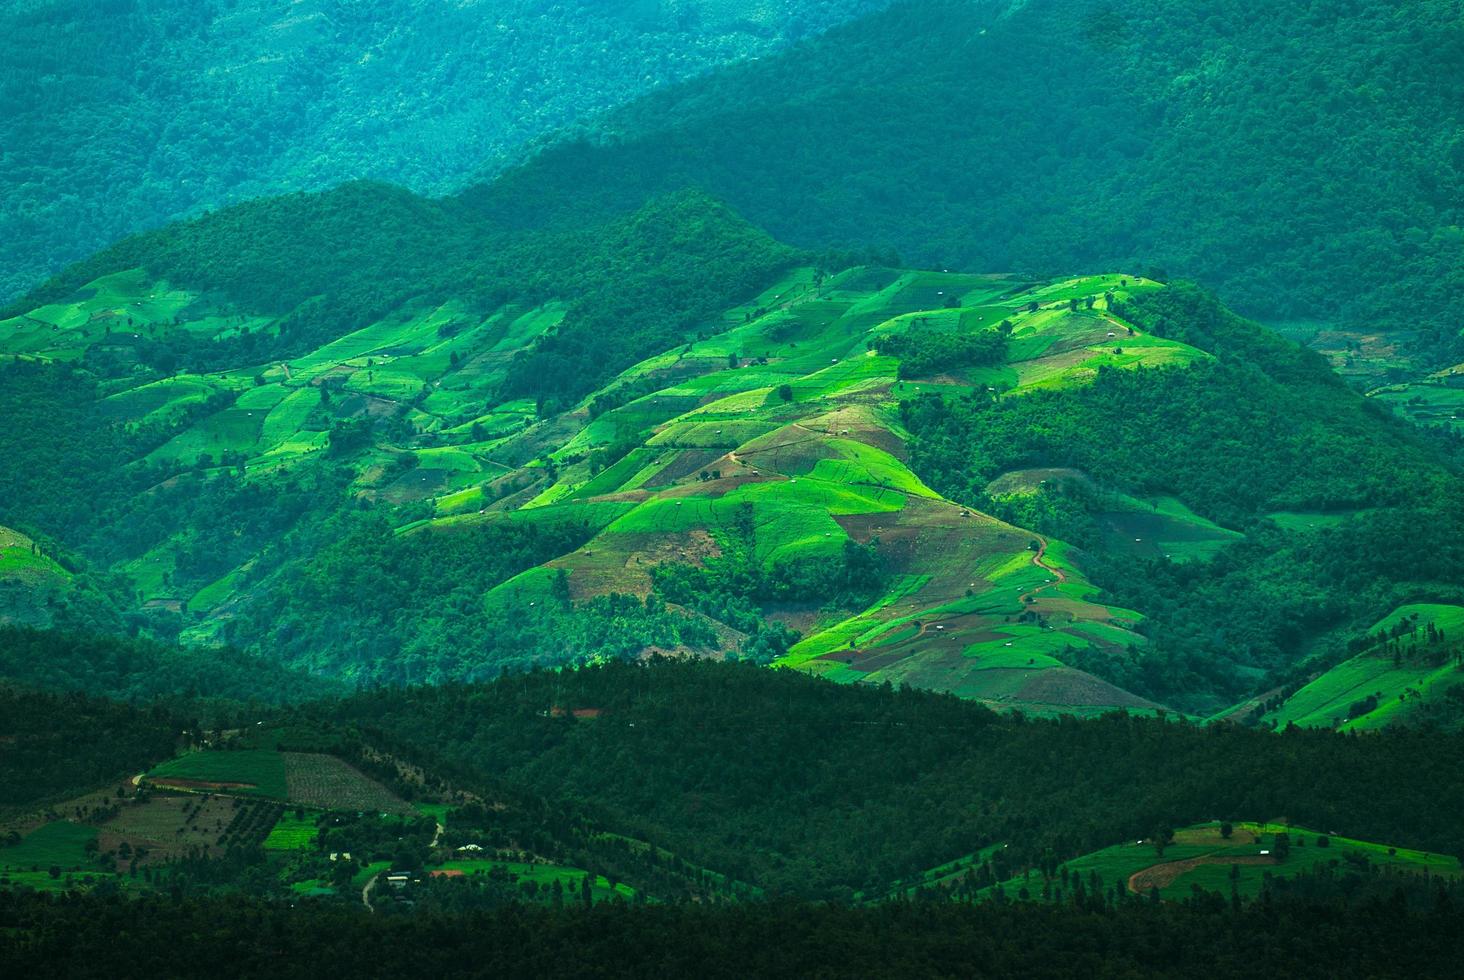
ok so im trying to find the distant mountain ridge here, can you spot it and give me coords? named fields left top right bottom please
left=0, top=0, right=890, bottom=301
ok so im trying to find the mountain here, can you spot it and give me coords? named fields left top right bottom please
left=4, top=185, right=1463, bottom=721
left=463, top=0, right=1464, bottom=368
left=0, top=0, right=890, bottom=302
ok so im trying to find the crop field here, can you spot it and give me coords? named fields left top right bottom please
left=0, top=822, right=98, bottom=875
left=148, top=749, right=289, bottom=798
left=264, top=810, right=321, bottom=851
left=281, top=753, right=414, bottom=814
left=97, top=792, right=240, bottom=862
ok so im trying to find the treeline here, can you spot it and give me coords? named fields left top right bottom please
left=4, top=886, right=1464, bottom=979
left=306, top=659, right=1464, bottom=900
left=0, top=627, right=340, bottom=706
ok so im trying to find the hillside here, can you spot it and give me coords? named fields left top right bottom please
left=0, top=0, right=888, bottom=301
left=1256, top=604, right=1464, bottom=732
left=4, top=189, right=1464, bottom=715
left=7, top=661, right=1464, bottom=905
left=464, top=0, right=1464, bottom=366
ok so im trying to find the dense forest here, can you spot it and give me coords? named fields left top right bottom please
left=0, top=627, right=341, bottom=706
left=0, top=686, right=178, bottom=807
left=466, top=0, right=1464, bottom=364
left=0, top=0, right=886, bottom=301
left=5, top=888, right=1464, bottom=979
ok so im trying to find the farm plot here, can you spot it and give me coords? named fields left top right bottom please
left=281, top=753, right=414, bottom=814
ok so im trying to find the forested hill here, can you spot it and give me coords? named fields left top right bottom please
left=464, top=0, right=1464, bottom=363
left=0, top=0, right=889, bottom=302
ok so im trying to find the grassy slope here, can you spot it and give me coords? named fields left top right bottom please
left=1262, top=604, right=1464, bottom=731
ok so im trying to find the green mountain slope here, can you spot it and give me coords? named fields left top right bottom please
left=5, top=194, right=1463, bottom=718
left=0, top=0, right=889, bottom=301
left=463, top=0, right=1464, bottom=363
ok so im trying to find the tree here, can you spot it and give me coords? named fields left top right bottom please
left=1273, top=832, right=1291, bottom=862
left=1220, top=821, right=1233, bottom=839
left=777, top=384, right=793, bottom=402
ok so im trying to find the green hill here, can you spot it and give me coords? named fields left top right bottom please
left=968, top=821, right=1461, bottom=906
left=1260, top=604, right=1464, bottom=731
left=0, top=527, right=69, bottom=627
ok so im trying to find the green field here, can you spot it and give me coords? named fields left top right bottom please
left=263, top=810, right=321, bottom=851
left=148, top=749, right=290, bottom=799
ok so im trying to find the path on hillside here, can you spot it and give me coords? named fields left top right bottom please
left=1020, top=535, right=1067, bottom=605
